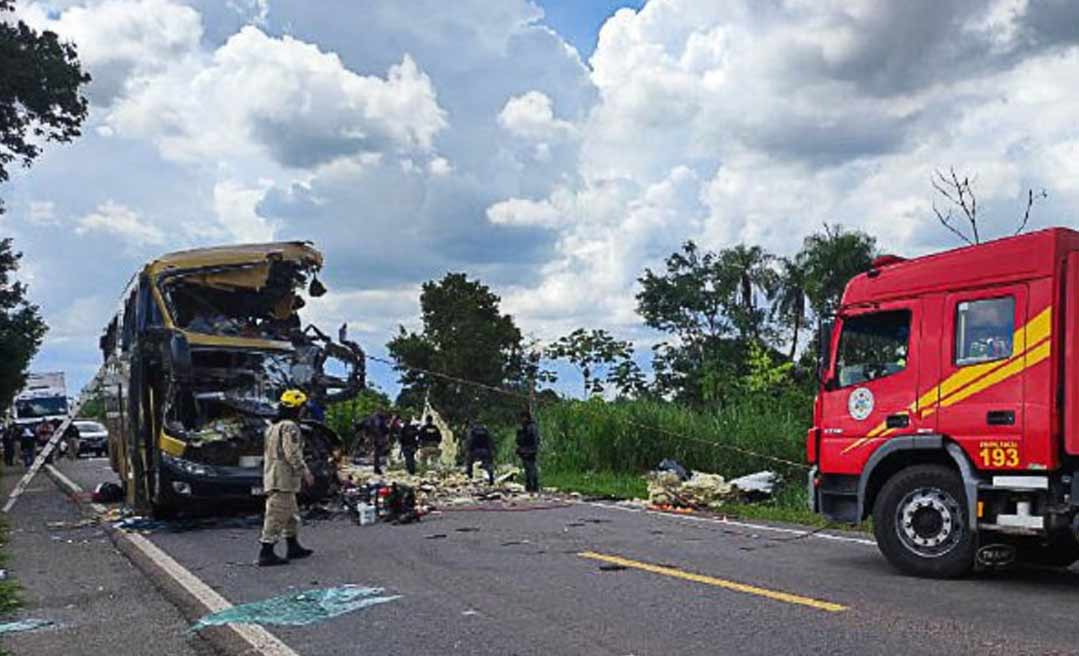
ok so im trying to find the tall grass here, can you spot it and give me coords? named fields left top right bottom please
left=535, top=392, right=811, bottom=481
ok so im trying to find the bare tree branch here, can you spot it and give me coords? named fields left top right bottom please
left=932, top=201, right=974, bottom=246
left=932, top=167, right=980, bottom=245
left=1015, top=188, right=1048, bottom=236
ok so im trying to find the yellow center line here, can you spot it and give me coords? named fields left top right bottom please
left=578, top=551, right=848, bottom=613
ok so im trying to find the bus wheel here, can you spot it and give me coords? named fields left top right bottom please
left=873, top=464, right=975, bottom=578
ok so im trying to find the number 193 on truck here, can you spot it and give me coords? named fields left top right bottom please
left=809, top=227, right=1079, bottom=577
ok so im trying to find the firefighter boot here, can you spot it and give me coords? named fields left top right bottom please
left=257, top=541, right=288, bottom=567
left=286, top=537, right=314, bottom=560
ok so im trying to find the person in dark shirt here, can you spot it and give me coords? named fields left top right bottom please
left=465, top=423, right=495, bottom=485
left=418, top=415, right=442, bottom=470
left=19, top=425, right=36, bottom=468
left=369, top=411, right=390, bottom=475
left=63, top=421, right=81, bottom=460
left=2, top=422, right=17, bottom=467
left=399, top=419, right=420, bottom=475
left=516, top=410, right=540, bottom=493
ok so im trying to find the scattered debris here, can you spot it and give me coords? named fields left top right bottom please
left=192, top=585, right=400, bottom=631
left=0, top=619, right=54, bottom=635
left=424, top=533, right=448, bottom=540
left=337, top=462, right=548, bottom=513
left=454, top=527, right=480, bottom=533
left=656, top=459, right=690, bottom=481
left=646, top=468, right=780, bottom=510
left=598, top=564, right=627, bottom=572
left=729, top=471, right=780, bottom=499
left=45, top=518, right=97, bottom=530
left=92, top=482, right=123, bottom=504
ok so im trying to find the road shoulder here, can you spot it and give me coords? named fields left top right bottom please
left=0, top=461, right=213, bottom=656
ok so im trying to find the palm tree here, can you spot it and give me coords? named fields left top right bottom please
left=772, top=256, right=809, bottom=360
left=721, top=244, right=777, bottom=311
left=800, top=224, right=877, bottom=318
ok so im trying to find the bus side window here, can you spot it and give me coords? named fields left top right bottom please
left=121, top=287, right=138, bottom=352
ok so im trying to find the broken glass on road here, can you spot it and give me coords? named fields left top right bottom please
left=192, top=585, right=401, bottom=630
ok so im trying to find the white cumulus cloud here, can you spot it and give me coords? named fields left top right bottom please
left=76, top=200, right=165, bottom=246
left=108, top=26, right=448, bottom=169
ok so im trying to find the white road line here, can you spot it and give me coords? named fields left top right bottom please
left=45, top=465, right=299, bottom=656
left=583, top=500, right=878, bottom=547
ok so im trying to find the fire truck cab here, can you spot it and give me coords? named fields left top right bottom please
left=809, top=227, right=1079, bottom=577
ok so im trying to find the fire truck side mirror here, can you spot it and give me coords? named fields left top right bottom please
left=817, top=319, right=834, bottom=387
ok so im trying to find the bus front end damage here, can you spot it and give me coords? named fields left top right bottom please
left=101, top=242, right=366, bottom=515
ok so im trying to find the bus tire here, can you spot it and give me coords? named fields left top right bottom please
left=873, top=464, right=975, bottom=578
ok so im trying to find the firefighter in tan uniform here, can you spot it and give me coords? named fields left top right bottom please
left=257, top=389, right=316, bottom=567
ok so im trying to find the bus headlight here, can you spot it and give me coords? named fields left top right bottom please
left=161, top=452, right=217, bottom=477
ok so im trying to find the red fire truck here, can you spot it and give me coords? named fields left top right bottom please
left=808, top=227, right=1079, bottom=577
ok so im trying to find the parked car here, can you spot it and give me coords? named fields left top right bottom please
left=74, top=420, right=109, bottom=458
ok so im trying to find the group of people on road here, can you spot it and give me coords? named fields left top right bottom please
left=463, top=411, right=540, bottom=493
left=256, top=389, right=544, bottom=567
left=354, top=411, right=444, bottom=475
left=0, top=419, right=80, bottom=468
left=352, top=408, right=541, bottom=492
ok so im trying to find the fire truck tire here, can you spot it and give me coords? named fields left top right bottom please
left=873, top=465, right=975, bottom=578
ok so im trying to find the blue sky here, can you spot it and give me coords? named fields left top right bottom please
left=535, top=0, right=645, bottom=58
left=9, top=0, right=1079, bottom=404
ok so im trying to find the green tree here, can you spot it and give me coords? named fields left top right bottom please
left=0, top=0, right=90, bottom=213
left=638, top=241, right=761, bottom=403
left=548, top=328, right=634, bottom=397
left=718, top=244, right=777, bottom=340
left=0, top=238, right=47, bottom=410
left=637, top=241, right=732, bottom=346
left=800, top=224, right=877, bottom=318
left=387, top=273, right=524, bottom=425
left=771, top=255, right=809, bottom=360
left=606, top=358, right=647, bottom=399
left=740, top=340, right=794, bottom=395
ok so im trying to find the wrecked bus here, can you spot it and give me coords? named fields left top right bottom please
left=99, top=242, right=365, bottom=516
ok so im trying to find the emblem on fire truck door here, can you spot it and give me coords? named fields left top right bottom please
left=848, top=387, right=874, bottom=421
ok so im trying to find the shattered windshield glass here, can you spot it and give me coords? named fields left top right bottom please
left=158, top=259, right=314, bottom=341
left=15, top=397, right=68, bottom=419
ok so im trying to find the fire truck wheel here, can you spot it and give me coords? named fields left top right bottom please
left=873, top=465, right=975, bottom=578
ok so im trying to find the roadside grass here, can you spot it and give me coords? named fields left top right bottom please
left=544, top=469, right=648, bottom=500
left=0, top=478, right=21, bottom=656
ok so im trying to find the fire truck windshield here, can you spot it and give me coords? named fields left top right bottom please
left=836, top=310, right=911, bottom=387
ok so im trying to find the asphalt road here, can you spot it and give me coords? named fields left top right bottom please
left=0, top=458, right=213, bottom=656
left=52, top=459, right=1079, bottom=655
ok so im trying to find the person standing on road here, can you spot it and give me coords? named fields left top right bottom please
left=418, top=415, right=442, bottom=470
left=516, top=410, right=540, bottom=493
left=19, top=424, right=36, bottom=468
left=371, top=410, right=390, bottom=475
left=35, top=420, right=55, bottom=464
left=258, top=389, right=315, bottom=567
left=465, top=422, right=496, bottom=485
left=63, top=421, right=81, bottom=460
left=399, top=418, right=420, bottom=475
left=2, top=421, right=16, bottom=467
